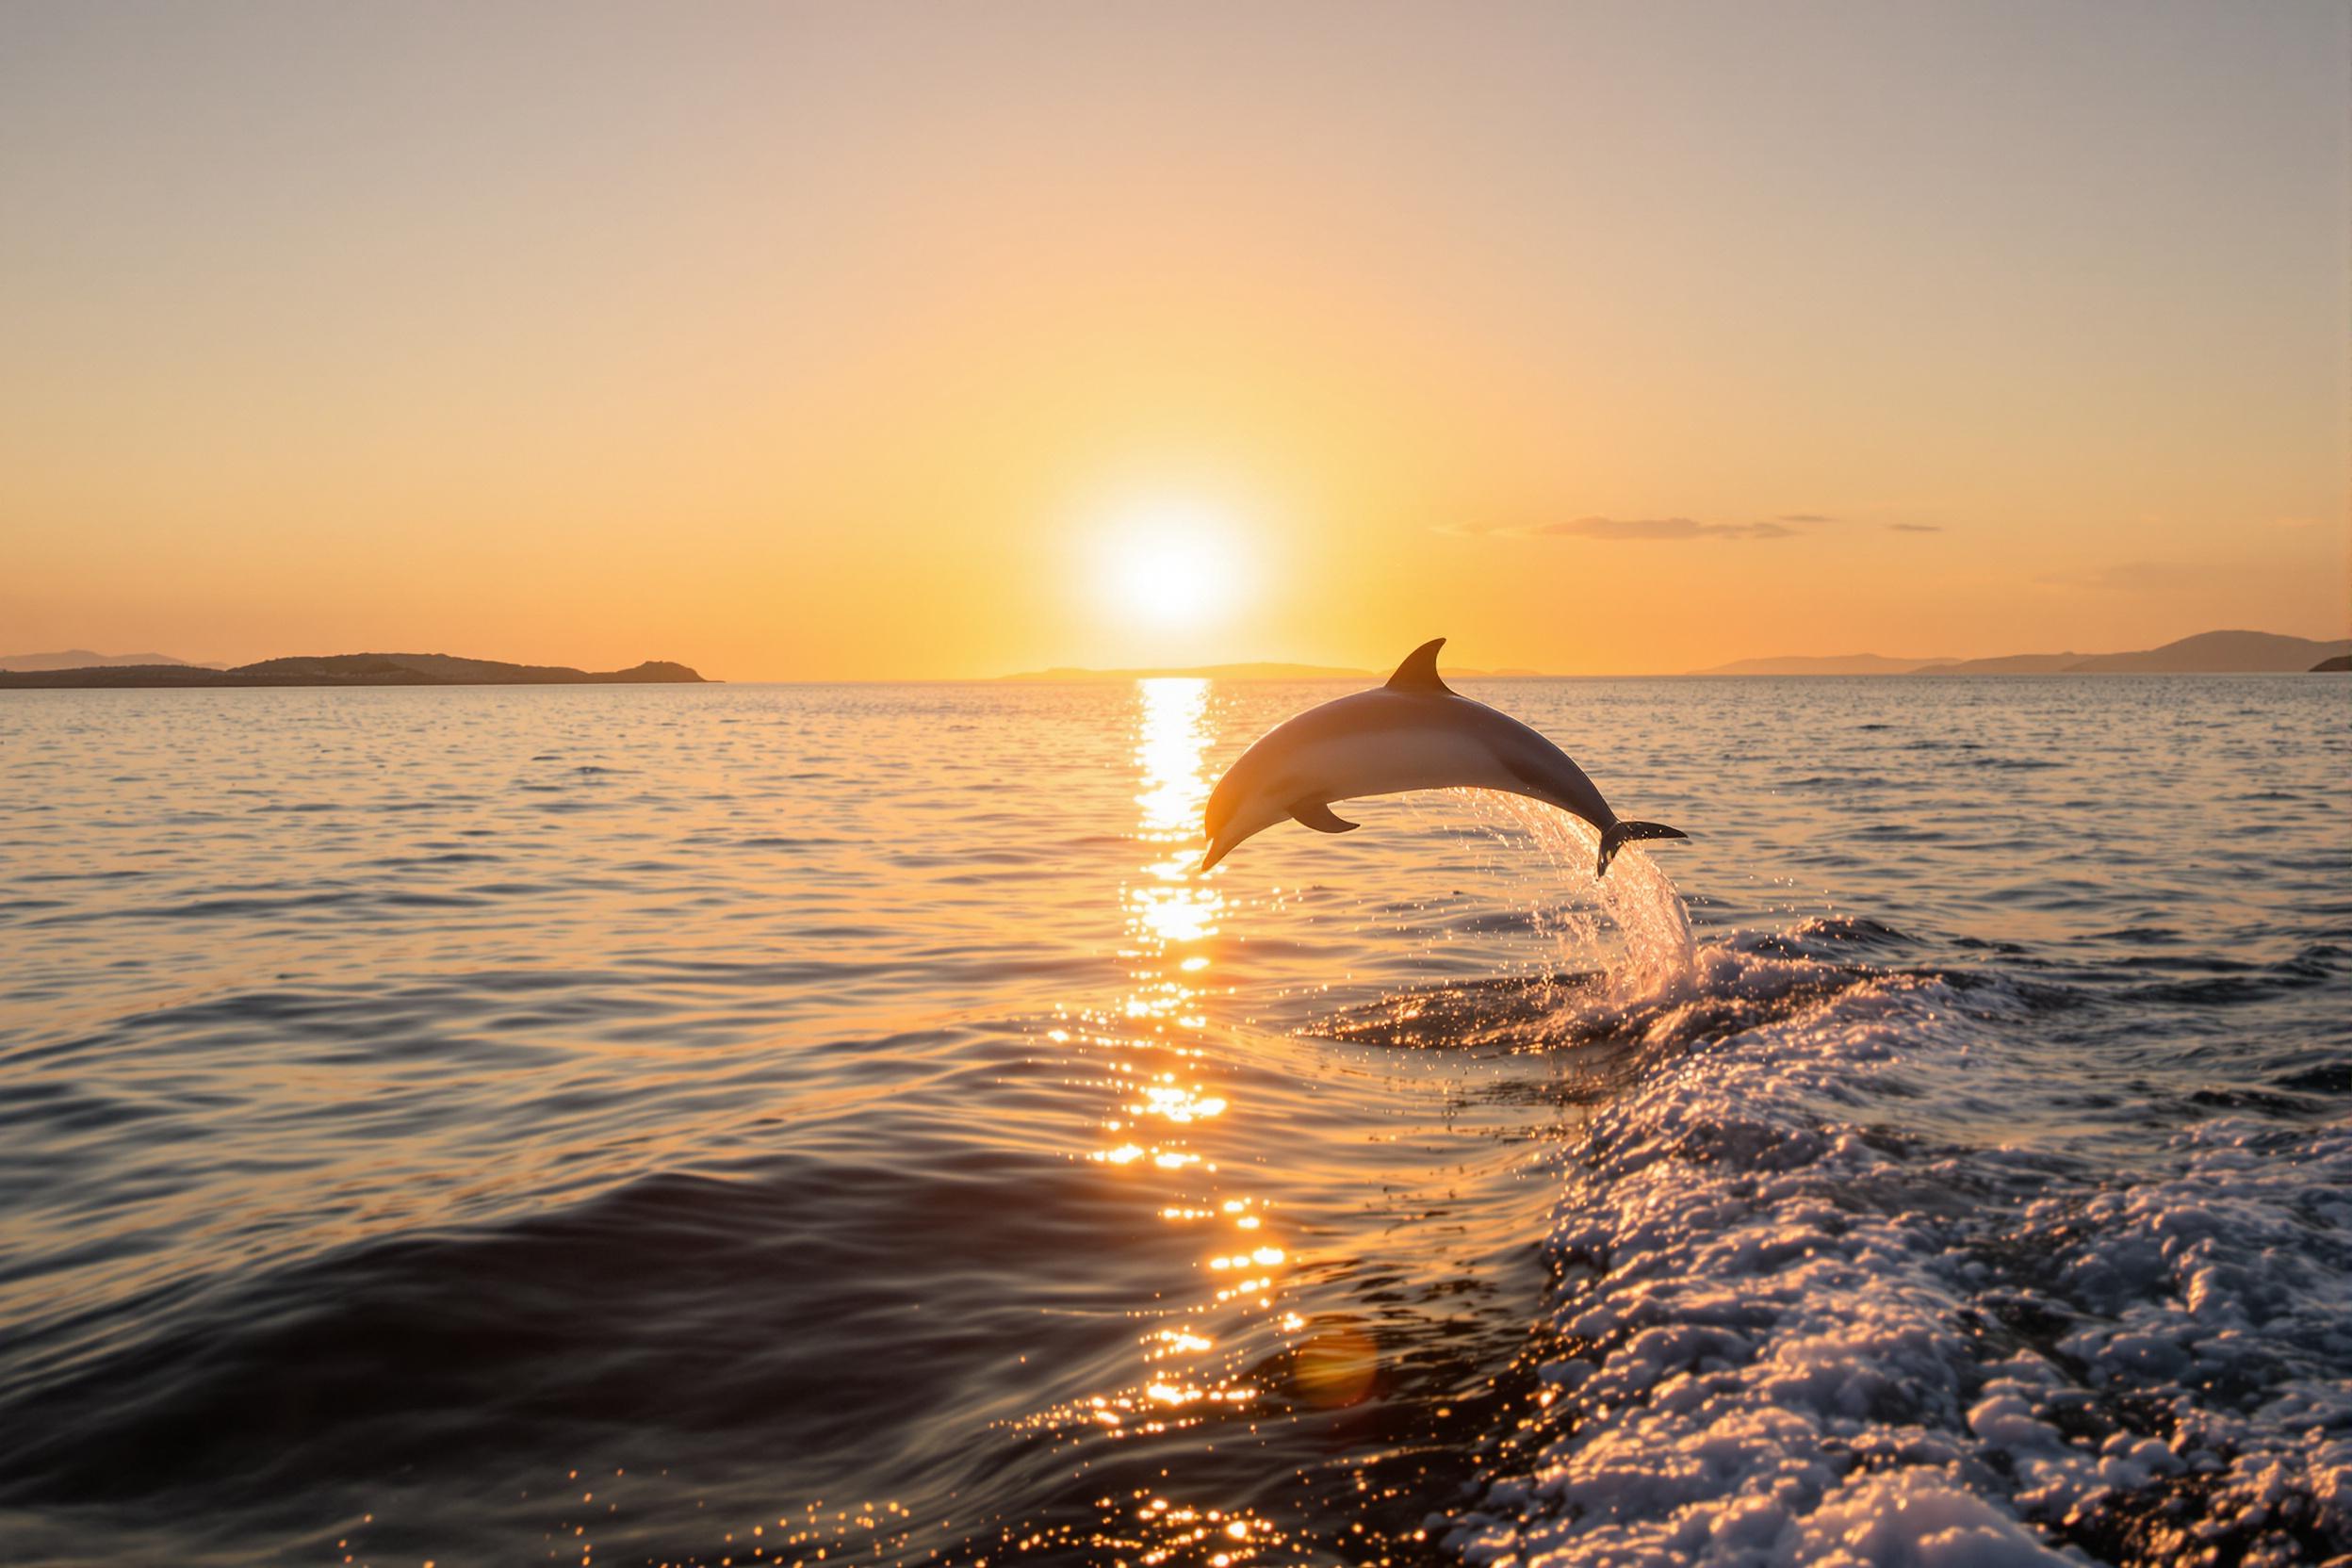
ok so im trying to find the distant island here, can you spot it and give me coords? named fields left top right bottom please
left=0, top=648, right=220, bottom=672
left=0, top=653, right=710, bottom=689
left=1690, top=629, right=2351, bottom=677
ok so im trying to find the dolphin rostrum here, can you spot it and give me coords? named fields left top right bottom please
left=1200, top=638, right=1687, bottom=878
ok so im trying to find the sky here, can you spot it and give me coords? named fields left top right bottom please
left=2, top=0, right=2344, bottom=678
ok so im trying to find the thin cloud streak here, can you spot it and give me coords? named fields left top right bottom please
left=1440, top=514, right=1822, bottom=542
left=1531, top=516, right=1798, bottom=541
left=1436, top=513, right=1948, bottom=544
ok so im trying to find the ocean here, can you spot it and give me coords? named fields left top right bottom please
left=0, top=676, right=2344, bottom=1567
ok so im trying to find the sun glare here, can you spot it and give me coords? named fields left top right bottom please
left=1096, top=500, right=1246, bottom=629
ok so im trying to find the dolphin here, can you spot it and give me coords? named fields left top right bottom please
left=1200, top=638, right=1687, bottom=878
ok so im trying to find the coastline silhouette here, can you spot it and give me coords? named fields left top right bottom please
left=0, top=652, right=708, bottom=689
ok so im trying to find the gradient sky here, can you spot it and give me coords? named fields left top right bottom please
left=3, top=1, right=2344, bottom=678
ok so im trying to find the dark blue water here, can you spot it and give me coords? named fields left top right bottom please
left=0, top=676, right=2344, bottom=1567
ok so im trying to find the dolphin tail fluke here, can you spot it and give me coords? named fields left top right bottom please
left=1596, top=820, right=1687, bottom=878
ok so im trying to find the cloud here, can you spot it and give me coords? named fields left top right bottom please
left=1438, top=511, right=1936, bottom=543
left=1527, top=515, right=1799, bottom=542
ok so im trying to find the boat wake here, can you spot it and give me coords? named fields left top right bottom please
left=1300, top=822, right=2349, bottom=1568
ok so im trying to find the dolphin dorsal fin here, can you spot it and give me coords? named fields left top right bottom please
left=1385, top=638, right=1453, bottom=695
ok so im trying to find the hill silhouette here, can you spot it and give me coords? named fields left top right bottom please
left=0, top=648, right=203, bottom=672
left=0, top=653, right=709, bottom=689
left=1925, top=630, right=2350, bottom=675
left=1694, top=629, right=2348, bottom=677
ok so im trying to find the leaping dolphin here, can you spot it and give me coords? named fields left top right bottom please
left=1200, top=639, right=1687, bottom=878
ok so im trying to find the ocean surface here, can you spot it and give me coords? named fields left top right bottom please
left=0, top=676, right=2344, bottom=1568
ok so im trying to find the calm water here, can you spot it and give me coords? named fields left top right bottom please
left=0, top=677, right=2344, bottom=1567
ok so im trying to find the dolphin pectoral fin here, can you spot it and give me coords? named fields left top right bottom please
left=1596, top=820, right=1688, bottom=878
left=1289, top=800, right=1361, bottom=834
left=1384, top=638, right=1454, bottom=695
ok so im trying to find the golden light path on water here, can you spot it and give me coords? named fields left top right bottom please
left=1029, top=679, right=1322, bottom=1566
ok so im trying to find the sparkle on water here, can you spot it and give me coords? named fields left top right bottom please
left=2, top=674, right=2343, bottom=1568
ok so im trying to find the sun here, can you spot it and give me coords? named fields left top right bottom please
left=1095, top=499, right=1248, bottom=629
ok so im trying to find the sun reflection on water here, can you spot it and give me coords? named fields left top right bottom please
left=1038, top=678, right=1302, bottom=1562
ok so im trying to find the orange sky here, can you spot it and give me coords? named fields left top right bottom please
left=2, top=2, right=2345, bottom=678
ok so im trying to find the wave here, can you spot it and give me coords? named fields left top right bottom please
left=1436, top=936, right=2352, bottom=1567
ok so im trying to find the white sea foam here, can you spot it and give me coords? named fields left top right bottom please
left=1451, top=940, right=2352, bottom=1568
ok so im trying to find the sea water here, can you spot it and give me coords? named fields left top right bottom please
left=0, top=676, right=2343, bottom=1566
